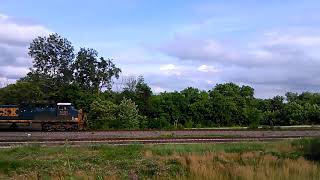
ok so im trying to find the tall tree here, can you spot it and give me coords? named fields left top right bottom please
left=28, top=33, right=75, bottom=85
left=73, top=48, right=121, bottom=93
left=286, top=92, right=299, bottom=103
left=134, top=76, right=152, bottom=115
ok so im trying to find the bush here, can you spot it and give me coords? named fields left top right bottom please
left=88, top=98, right=118, bottom=129
left=88, top=98, right=146, bottom=130
left=184, top=120, right=194, bottom=128
left=292, top=138, right=320, bottom=161
left=244, top=107, right=262, bottom=128
left=147, top=114, right=172, bottom=129
left=176, top=123, right=185, bottom=130
left=248, top=123, right=259, bottom=129
left=118, top=98, right=145, bottom=129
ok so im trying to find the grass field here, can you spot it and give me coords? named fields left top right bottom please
left=0, top=139, right=319, bottom=180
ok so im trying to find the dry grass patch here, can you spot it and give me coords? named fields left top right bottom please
left=160, top=152, right=320, bottom=180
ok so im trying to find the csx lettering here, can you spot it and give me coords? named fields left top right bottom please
left=0, top=108, right=18, bottom=117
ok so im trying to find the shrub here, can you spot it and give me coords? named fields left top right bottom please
left=292, top=138, right=320, bottom=161
left=184, top=120, right=194, bottom=128
left=118, top=98, right=145, bottom=129
left=88, top=98, right=146, bottom=129
left=244, top=107, right=262, bottom=129
left=88, top=98, right=117, bottom=129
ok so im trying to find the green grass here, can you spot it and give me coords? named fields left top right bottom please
left=0, top=139, right=318, bottom=179
left=147, top=141, right=289, bottom=156
left=0, top=144, right=145, bottom=179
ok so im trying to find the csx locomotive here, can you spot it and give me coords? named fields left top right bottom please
left=0, top=103, right=86, bottom=131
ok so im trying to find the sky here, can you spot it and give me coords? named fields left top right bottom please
left=0, top=0, right=320, bottom=98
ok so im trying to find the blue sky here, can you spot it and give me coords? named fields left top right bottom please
left=0, top=0, right=320, bottom=97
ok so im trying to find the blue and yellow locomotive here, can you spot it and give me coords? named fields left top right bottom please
left=0, top=103, right=86, bottom=131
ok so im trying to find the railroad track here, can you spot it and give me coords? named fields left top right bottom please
left=0, top=136, right=312, bottom=147
left=0, top=130, right=319, bottom=147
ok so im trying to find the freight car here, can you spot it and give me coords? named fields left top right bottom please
left=0, top=103, right=86, bottom=131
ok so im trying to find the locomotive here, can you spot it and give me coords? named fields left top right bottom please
left=0, top=103, right=86, bottom=131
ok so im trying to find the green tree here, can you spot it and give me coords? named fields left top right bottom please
left=0, top=81, right=44, bottom=104
left=303, top=103, right=320, bottom=124
left=208, top=83, right=251, bottom=126
left=240, top=85, right=254, bottom=98
left=24, top=33, right=76, bottom=104
left=73, top=48, right=121, bottom=92
left=209, top=90, right=238, bottom=126
left=189, top=91, right=210, bottom=127
left=28, top=33, right=75, bottom=85
left=270, top=96, right=286, bottom=125
left=134, top=76, right=152, bottom=115
left=214, top=82, right=241, bottom=97
left=284, top=102, right=305, bottom=125
left=244, top=107, right=263, bottom=128
left=118, top=98, right=146, bottom=129
left=181, top=87, right=201, bottom=104
left=88, top=98, right=145, bottom=130
left=119, top=76, right=152, bottom=113
left=88, top=98, right=118, bottom=129
left=286, top=92, right=299, bottom=103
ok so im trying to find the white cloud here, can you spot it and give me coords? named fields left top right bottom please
left=150, top=85, right=166, bottom=94
left=0, top=14, right=9, bottom=20
left=262, top=31, right=320, bottom=47
left=159, top=64, right=181, bottom=75
left=158, top=35, right=233, bottom=63
left=0, top=66, right=29, bottom=79
left=197, top=65, right=219, bottom=73
left=206, top=80, right=214, bottom=85
left=159, top=64, right=178, bottom=71
left=0, top=14, right=51, bottom=81
left=153, top=29, right=320, bottom=97
left=0, top=14, right=51, bottom=46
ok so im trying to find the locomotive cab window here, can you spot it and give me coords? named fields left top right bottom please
left=57, top=103, right=72, bottom=116
left=58, top=106, right=65, bottom=110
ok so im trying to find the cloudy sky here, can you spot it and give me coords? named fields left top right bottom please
left=0, top=0, right=320, bottom=98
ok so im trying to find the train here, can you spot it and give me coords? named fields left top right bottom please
left=0, top=103, right=86, bottom=131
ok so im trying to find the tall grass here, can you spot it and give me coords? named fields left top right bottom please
left=149, top=141, right=320, bottom=180
left=161, top=152, right=320, bottom=180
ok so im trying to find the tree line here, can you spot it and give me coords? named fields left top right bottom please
left=0, top=34, right=320, bottom=129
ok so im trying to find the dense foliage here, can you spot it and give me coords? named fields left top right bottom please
left=89, top=98, right=146, bottom=129
left=1, top=34, right=320, bottom=129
